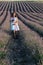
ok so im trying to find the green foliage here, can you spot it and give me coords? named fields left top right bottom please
left=0, top=51, right=6, bottom=59
left=0, top=42, right=4, bottom=48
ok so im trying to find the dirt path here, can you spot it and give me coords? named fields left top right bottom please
left=0, top=11, right=6, bottom=24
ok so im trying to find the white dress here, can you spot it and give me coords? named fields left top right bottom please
left=10, top=17, right=20, bottom=31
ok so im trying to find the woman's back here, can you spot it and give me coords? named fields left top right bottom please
left=13, top=17, right=18, bottom=25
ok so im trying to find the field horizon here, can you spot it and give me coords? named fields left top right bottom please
left=0, top=0, right=43, bottom=2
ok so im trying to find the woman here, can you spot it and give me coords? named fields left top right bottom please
left=13, top=12, right=20, bottom=38
left=10, top=12, right=20, bottom=38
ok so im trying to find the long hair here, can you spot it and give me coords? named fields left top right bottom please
left=10, top=13, right=14, bottom=17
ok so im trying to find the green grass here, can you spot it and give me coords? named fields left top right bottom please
left=0, top=51, right=6, bottom=59
left=0, top=41, right=7, bottom=65
left=0, top=41, right=6, bottom=59
left=0, top=42, right=5, bottom=48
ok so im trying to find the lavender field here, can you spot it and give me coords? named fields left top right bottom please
left=0, top=1, right=43, bottom=65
